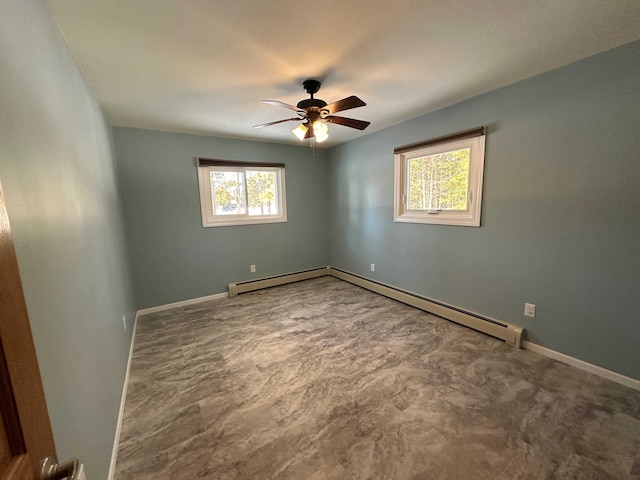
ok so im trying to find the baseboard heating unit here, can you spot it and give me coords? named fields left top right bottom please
left=330, top=268, right=523, bottom=348
left=227, top=266, right=523, bottom=348
left=228, top=267, right=331, bottom=297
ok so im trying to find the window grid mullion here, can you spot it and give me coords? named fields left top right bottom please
left=242, top=172, right=249, bottom=216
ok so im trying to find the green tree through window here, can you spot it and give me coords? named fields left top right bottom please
left=247, top=171, right=277, bottom=215
left=211, top=171, right=246, bottom=215
left=408, top=148, right=469, bottom=211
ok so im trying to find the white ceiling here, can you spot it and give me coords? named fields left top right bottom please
left=47, top=0, right=640, bottom=147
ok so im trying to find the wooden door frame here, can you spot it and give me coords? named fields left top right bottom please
left=0, top=180, right=57, bottom=477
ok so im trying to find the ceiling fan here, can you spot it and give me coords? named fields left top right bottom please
left=253, top=79, right=370, bottom=143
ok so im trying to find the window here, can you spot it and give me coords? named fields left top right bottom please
left=394, top=127, right=486, bottom=226
left=197, top=159, right=287, bottom=227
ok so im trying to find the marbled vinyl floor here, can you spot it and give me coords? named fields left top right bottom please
left=115, top=277, right=640, bottom=479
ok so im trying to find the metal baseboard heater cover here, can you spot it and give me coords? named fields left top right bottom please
left=228, top=267, right=331, bottom=297
left=330, top=268, right=523, bottom=348
left=227, top=266, right=523, bottom=348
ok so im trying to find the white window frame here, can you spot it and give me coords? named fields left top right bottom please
left=197, top=159, right=287, bottom=228
left=394, top=130, right=486, bottom=227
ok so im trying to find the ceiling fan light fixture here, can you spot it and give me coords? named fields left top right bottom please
left=259, top=79, right=369, bottom=140
left=313, top=121, right=328, bottom=143
left=292, top=123, right=308, bottom=141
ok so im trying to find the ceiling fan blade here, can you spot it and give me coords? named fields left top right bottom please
left=262, top=100, right=305, bottom=113
left=253, top=117, right=301, bottom=129
left=325, top=116, right=371, bottom=130
left=322, top=95, right=366, bottom=115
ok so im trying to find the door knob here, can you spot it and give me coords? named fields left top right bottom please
left=40, top=457, right=86, bottom=480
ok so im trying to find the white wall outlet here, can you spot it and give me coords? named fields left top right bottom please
left=122, top=315, right=127, bottom=331
left=250, top=264, right=256, bottom=273
left=524, top=303, right=536, bottom=318
left=371, top=263, right=375, bottom=272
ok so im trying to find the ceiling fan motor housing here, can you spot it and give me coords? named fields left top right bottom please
left=297, top=98, right=327, bottom=110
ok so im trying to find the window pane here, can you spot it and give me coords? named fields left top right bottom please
left=210, top=171, right=246, bottom=215
left=246, top=170, right=279, bottom=216
left=407, top=148, right=470, bottom=211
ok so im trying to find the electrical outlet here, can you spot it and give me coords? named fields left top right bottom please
left=122, top=315, right=127, bottom=331
left=371, top=263, right=375, bottom=272
left=524, top=303, right=536, bottom=318
left=250, top=264, right=256, bottom=273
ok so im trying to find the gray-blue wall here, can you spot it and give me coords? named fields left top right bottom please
left=113, top=128, right=329, bottom=309
left=327, top=40, right=640, bottom=380
left=0, top=1, right=136, bottom=478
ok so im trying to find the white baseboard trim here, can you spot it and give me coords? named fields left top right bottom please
left=523, top=341, right=640, bottom=391
left=108, top=313, right=139, bottom=480
left=136, top=292, right=228, bottom=317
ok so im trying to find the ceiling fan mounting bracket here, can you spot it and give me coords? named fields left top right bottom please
left=302, top=79, right=322, bottom=96
left=298, top=79, right=327, bottom=109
